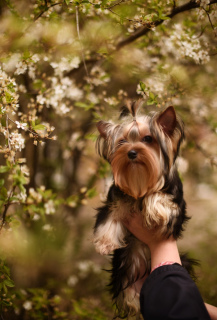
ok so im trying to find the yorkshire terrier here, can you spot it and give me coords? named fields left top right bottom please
left=93, top=100, right=190, bottom=318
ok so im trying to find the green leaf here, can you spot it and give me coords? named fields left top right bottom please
left=159, top=13, right=170, bottom=20
left=0, top=179, right=4, bottom=187
left=84, top=133, right=98, bottom=141
left=0, top=187, right=8, bottom=200
left=23, top=51, right=31, bottom=60
left=7, top=83, right=15, bottom=93
left=149, top=91, right=155, bottom=99
left=86, top=187, right=97, bottom=198
left=75, top=102, right=94, bottom=111
left=2, top=283, right=7, bottom=294
left=33, top=124, right=46, bottom=131
left=147, top=99, right=155, bottom=106
left=4, top=279, right=14, bottom=287
left=0, top=166, right=10, bottom=173
left=5, top=91, right=14, bottom=103
left=65, top=0, right=70, bottom=4
left=139, top=81, right=146, bottom=92
left=2, top=265, right=10, bottom=276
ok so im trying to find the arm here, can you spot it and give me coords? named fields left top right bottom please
left=123, top=213, right=181, bottom=270
left=123, top=212, right=217, bottom=320
left=205, top=304, right=217, bottom=320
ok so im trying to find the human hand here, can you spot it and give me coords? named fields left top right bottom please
left=122, top=212, right=162, bottom=248
left=123, top=212, right=181, bottom=269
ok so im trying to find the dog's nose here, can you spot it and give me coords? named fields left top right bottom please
left=128, top=150, right=137, bottom=160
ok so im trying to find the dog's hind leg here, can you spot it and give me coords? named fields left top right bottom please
left=110, top=236, right=150, bottom=317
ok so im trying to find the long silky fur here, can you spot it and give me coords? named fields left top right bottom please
left=94, top=103, right=195, bottom=318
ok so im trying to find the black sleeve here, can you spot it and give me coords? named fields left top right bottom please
left=140, top=264, right=211, bottom=320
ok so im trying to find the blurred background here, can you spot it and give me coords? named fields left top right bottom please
left=0, top=0, right=217, bottom=319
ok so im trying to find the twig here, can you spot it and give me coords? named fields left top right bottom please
left=106, top=7, right=142, bottom=23
left=75, top=5, right=89, bottom=77
left=202, top=6, right=216, bottom=34
left=62, top=0, right=217, bottom=76
left=105, top=0, right=125, bottom=9
left=116, top=0, right=217, bottom=50
left=0, top=186, right=16, bottom=231
left=7, top=116, right=54, bottom=142
left=6, top=115, right=11, bottom=152
left=193, top=25, right=207, bottom=39
left=34, top=1, right=62, bottom=21
left=6, top=115, right=15, bottom=165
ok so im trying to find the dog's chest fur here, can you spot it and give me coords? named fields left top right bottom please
left=108, top=183, right=180, bottom=235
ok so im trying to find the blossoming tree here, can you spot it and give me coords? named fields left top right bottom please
left=0, top=0, right=217, bottom=318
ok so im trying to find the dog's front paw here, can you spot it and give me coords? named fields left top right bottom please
left=93, top=219, right=127, bottom=255
left=94, top=237, right=121, bottom=255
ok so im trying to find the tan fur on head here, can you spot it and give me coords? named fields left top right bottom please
left=111, top=143, right=161, bottom=198
left=96, top=105, right=184, bottom=198
left=123, top=99, right=144, bottom=119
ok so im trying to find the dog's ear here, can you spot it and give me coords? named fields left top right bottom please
left=96, top=121, right=113, bottom=139
left=157, top=106, right=177, bottom=136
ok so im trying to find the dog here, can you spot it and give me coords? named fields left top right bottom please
left=93, top=100, right=190, bottom=318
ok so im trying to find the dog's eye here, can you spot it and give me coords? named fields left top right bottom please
left=119, top=139, right=127, bottom=145
left=142, top=135, right=153, bottom=143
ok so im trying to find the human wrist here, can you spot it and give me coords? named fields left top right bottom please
left=149, top=237, right=181, bottom=271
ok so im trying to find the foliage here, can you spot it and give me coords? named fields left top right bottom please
left=0, top=0, right=217, bottom=318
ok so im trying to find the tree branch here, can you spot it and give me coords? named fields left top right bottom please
left=65, top=0, right=217, bottom=76
left=116, top=0, right=217, bottom=50
left=0, top=185, right=16, bottom=231
left=34, top=1, right=62, bottom=21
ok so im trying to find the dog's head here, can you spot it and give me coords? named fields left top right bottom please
left=96, top=101, right=184, bottom=199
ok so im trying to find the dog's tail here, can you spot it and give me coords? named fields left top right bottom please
left=180, top=252, right=200, bottom=281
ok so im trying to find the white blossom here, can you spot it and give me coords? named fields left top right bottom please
left=104, top=96, right=118, bottom=105
left=200, top=0, right=210, bottom=6
left=0, top=67, right=19, bottom=113
left=15, top=61, right=27, bottom=75
left=15, top=121, right=27, bottom=130
left=67, top=275, right=78, bottom=287
left=88, top=66, right=110, bottom=86
left=23, top=301, right=32, bottom=311
left=10, top=132, right=25, bottom=151
left=44, top=200, right=55, bottom=215
left=28, top=65, right=36, bottom=79
left=51, top=56, right=80, bottom=76
left=77, top=260, right=100, bottom=278
left=176, top=157, right=189, bottom=174
left=2, top=53, right=21, bottom=72
left=31, top=54, right=40, bottom=63
left=37, top=94, right=47, bottom=105
left=20, top=165, right=30, bottom=177
left=29, top=188, right=42, bottom=202
left=32, top=213, right=40, bottom=221
left=37, top=76, right=83, bottom=115
left=18, top=84, right=27, bottom=93
left=17, top=191, right=27, bottom=202
left=160, top=24, right=210, bottom=64
left=42, top=224, right=53, bottom=231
